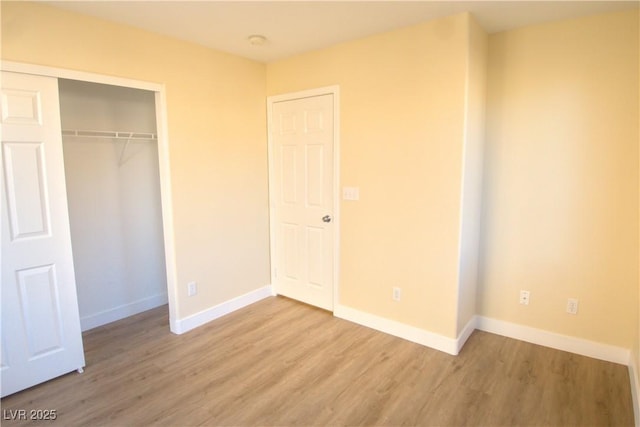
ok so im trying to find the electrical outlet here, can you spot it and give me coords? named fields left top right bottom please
left=566, top=298, right=578, bottom=315
left=519, top=290, right=530, bottom=305
left=187, top=281, right=197, bottom=297
left=392, top=287, right=401, bottom=301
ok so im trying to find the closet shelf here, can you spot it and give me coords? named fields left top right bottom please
left=62, top=129, right=157, bottom=141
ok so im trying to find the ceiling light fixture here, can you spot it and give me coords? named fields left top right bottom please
left=248, top=35, right=267, bottom=46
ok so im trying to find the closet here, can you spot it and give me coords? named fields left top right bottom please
left=58, top=79, right=167, bottom=331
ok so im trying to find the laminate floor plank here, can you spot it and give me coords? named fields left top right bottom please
left=1, top=296, right=633, bottom=426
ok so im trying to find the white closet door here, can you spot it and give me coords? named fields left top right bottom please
left=1, top=71, right=85, bottom=397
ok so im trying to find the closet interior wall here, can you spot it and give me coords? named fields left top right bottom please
left=59, top=79, right=167, bottom=331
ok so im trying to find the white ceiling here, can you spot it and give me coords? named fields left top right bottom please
left=44, top=1, right=639, bottom=63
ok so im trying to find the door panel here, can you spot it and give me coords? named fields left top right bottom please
left=281, top=145, right=297, bottom=204
left=305, top=144, right=324, bottom=207
left=306, top=225, right=324, bottom=287
left=271, top=94, right=334, bottom=310
left=1, top=88, right=42, bottom=125
left=16, top=264, right=64, bottom=359
left=1, top=71, right=85, bottom=397
left=283, top=223, right=299, bottom=280
left=3, top=142, right=50, bottom=239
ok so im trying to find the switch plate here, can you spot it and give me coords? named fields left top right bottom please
left=392, top=287, right=401, bottom=301
left=519, top=290, right=530, bottom=305
left=343, top=187, right=360, bottom=201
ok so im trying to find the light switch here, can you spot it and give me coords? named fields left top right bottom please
left=343, top=187, right=360, bottom=201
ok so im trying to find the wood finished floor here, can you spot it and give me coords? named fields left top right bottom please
left=1, top=296, right=633, bottom=426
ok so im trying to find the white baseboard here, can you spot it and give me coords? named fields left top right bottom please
left=81, top=293, right=168, bottom=331
left=332, top=305, right=631, bottom=364
left=335, top=304, right=474, bottom=356
left=456, top=315, right=478, bottom=354
left=629, top=352, right=640, bottom=427
left=173, top=285, right=273, bottom=334
left=476, top=315, right=630, bottom=365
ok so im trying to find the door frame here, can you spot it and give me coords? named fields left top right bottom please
left=0, top=60, right=180, bottom=333
left=266, top=86, right=341, bottom=311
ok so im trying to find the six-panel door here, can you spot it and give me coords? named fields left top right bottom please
left=1, top=71, right=85, bottom=397
left=271, top=94, right=334, bottom=310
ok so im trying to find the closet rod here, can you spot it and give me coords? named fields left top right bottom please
left=62, top=129, right=157, bottom=141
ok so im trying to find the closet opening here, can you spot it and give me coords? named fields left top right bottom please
left=59, top=79, right=168, bottom=331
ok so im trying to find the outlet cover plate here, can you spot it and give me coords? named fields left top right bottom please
left=187, top=281, right=197, bottom=297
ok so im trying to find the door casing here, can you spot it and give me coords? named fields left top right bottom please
left=266, top=86, right=341, bottom=311
left=0, top=61, right=180, bottom=333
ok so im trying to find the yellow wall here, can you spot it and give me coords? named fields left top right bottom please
left=1, top=2, right=270, bottom=320
left=636, top=51, right=640, bottom=403
left=268, top=13, right=481, bottom=338
left=456, top=17, right=488, bottom=335
left=480, top=9, right=639, bottom=348
left=3, top=1, right=638, bottom=355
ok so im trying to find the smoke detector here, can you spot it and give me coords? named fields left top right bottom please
left=248, top=35, right=267, bottom=46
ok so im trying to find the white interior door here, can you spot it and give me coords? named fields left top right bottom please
left=270, top=93, right=335, bottom=310
left=1, top=71, right=85, bottom=397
